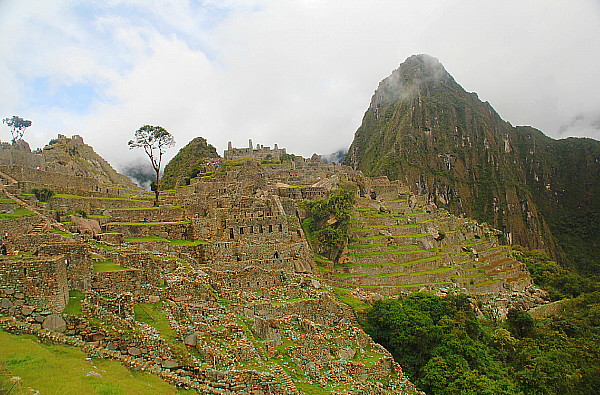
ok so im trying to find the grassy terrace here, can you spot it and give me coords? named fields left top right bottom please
left=335, top=254, right=446, bottom=270
left=348, top=248, right=430, bottom=257
left=0, top=198, right=16, bottom=203
left=110, top=206, right=182, bottom=211
left=0, top=207, right=36, bottom=220
left=53, top=193, right=152, bottom=203
left=123, top=236, right=210, bottom=245
left=93, top=255, right=127, bottom=273
left=63, top=290, right=85, bottom=315
left=459, top=239, right=490, bottom=247
left=351, top=224, right=420, bottom=232
left=352, top=233, right=430, bottom=242
left=134, top=302, right=199, bottom=361
left=332, top=287, right=371, bottom=313
left=331, top=281, right=452, bottom=289
left=110, top=220, right=191, bottom=225
left=0, top=329, right=188, bottom=394
left=473, top=279, right=502, bottom=287
left=334, top=264, right=451, bottom=279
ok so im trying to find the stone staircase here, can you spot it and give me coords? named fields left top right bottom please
left=268, top=363, right=302, bottom=394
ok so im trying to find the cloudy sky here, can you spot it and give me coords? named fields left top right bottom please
left=1, top=0, right=599, bottom=170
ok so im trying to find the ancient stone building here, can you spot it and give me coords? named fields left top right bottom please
left=224, top=139, right=287, bottom=161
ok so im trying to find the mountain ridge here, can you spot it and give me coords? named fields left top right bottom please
left=343, top=54, right=600, bottom=275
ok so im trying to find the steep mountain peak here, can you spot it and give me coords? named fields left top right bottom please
left=372, top=54, right=455, bottom=107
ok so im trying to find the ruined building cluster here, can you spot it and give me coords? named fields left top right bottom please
left=0, top=137, right=546, bottom=394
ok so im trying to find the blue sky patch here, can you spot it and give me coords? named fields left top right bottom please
left=27, top=77, right=107, bottom=114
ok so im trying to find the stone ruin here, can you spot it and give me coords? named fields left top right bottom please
left=0, top=137, right=549, bottom=393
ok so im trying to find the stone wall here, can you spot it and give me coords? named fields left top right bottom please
left=110, top=251, right=162, bottom=287
left=92, top=269, right=140, bottom=296
left=48, top=195, right=154, bottom=213
left=210, top=267, right=286, bottom=292
left=107, top=207, right=185, bottom=223
left=14, top=233, right=75, bottom=252
left=38, top=242, right=93, bottom=291
left=106, top=222, right=192, bottom=239
left=0, top=215, right=44, bottom=238
left=0, top=255, right=68, bottom=313
left=0, top=165, right=100, bottom=191
left=224, top=140, right=286, bottom=161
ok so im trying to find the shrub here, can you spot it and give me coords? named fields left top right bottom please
left=31, top=187, right=54, bottom=202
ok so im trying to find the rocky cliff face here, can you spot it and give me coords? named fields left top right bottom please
left=343, top=55, right=600, bottom=274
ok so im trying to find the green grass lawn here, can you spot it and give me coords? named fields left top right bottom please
left=169, top=239, right=210, bottom=246
left=63, top=290, right=85, bottom=315
left=0, top=207, right=36, bottom=220
left=332, top=287, right=371, bottom=313
left=0, top=329, right=189, bottom=394
left=93, top=260, right=128, bottom=273
left=134, top=302, right=192, bottom=359
left=49, top=229, right=74, bottom=237
left=54, top=194, right=152, bottom=203
left=0, top=198, right=15, bottom=203
left=124, top=237, right=209, bottom=246
left=124, top=236, right=169, bottom=243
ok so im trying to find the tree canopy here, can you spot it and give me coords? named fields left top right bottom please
left=128, top=125, right=175, bottom=206
left=2, top=115, right=32, bottom=143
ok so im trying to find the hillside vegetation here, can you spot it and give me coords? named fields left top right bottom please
left=161, top=137, right=219, bottom=189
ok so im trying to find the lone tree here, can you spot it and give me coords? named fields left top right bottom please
left=2, top=115, right=32, bottom=143
left=128, top=125, right=175, bottom=206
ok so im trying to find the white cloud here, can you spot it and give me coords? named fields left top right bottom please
left=1, top=0, right=599, bottom=168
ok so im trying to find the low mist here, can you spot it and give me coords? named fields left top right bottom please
left=119, top=159, right=155, bottom=190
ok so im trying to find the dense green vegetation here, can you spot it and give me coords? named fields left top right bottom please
left=302, top=185, right=356, bottom=261
left=364, top=247, right=600, bottom=395
left=161, top=136, right=219, bottom=189
left=512, top=247, right=599, bottom=300
left=366, top=291, right=599, bottom=395
left=30, top=187, right=54, bottom=202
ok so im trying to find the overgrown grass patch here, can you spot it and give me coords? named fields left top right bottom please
left=0, top=207, right=36, bottom=220
left=124, top=236, right=169, bottom=243
left=94, top=260, right=127, bottom=273
left=332, top=287, right=371, bottom=313
left=63, top=290, right=85, bottom=315
left=169, top=239, right=210, bottom=246
left=54, top=194, right=152, bottom=203
left=49, top=228, right=74, bottom=237
left=0, top=329, right=183, bottom=394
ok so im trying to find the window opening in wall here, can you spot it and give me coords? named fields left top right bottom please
left=278, top=224, right=282, bottom=232
left=239, top=227, right=244, bottom=235
left=229, top=228, right=234, bottom=239
left=274, top=251, right=279, bottom=259
left=269, top=225, right=273, bottom=233
left=23, top=268, right=27, bottom=276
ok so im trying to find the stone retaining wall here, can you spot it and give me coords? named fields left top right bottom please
left=0, top=255, right=68, bottom=313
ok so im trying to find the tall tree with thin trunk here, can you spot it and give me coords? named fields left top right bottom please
left=2, top=115, right=32, bottom=143
left=128, top=125, right=175, bottom=206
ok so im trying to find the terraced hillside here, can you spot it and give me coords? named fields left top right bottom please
left=326, top=193, right=535, bottom=306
